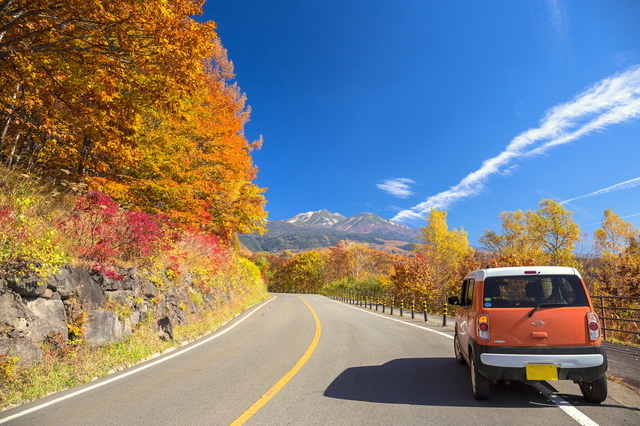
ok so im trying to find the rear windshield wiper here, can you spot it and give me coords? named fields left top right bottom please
left=528, top=302, right=568, bottom=317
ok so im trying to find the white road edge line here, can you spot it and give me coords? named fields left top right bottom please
left=325, top=296, right=600, bottom=426
left=0, top=296, right=277, bottom=424
left=533, top=383, right=600, bottom=426
left=325, top=296, right=453, bottom=339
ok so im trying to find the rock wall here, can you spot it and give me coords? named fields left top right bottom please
left=0, top=265, right=211, bottom=366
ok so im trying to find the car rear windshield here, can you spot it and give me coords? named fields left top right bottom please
left=482, top=275, right=589, bottom=308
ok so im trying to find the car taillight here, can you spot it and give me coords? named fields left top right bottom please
left=586, top=312, right=601, bottom=341
left=477, top=314, right=490, bottom=341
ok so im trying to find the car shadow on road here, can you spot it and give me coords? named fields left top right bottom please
left=324, top=357, right=558, bottom=407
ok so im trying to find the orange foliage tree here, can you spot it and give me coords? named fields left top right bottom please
left=0, top=0, right=266, bottom=242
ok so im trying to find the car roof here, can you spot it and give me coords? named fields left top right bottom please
left=465, top=266, right=581, bottom=281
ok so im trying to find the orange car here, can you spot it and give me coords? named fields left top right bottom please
left=448, top=266, right=608, bottom=402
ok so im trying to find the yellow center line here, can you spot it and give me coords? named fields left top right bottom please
left=229, top=296, right=322, bottom=426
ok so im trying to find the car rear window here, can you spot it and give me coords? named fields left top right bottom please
left=482, top=275, right=589, bottom=308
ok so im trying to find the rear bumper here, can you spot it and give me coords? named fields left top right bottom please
left=471, top=341, right=608, bottom=383
left=481, top=353, right=604, bottom=369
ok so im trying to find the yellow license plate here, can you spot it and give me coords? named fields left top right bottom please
left=526, top=364, right=558, bottom=380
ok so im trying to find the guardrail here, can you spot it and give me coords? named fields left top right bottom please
left=321, top=290, right=639, bottom=344
left=323, top=290, right=452, bottom=326
left=279, top=288, right=640, bottom=344
left=592, top=296, right=640, bottom=344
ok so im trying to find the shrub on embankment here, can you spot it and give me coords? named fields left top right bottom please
left=0, top=171, right=267, bottom=409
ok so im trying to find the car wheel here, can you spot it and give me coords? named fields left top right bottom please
left=579, top=375, right=608, bottom=403
left=470, top=350, right=490, bottom=400
left=454, top=333, right=465, bottom=365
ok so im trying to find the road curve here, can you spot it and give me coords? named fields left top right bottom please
left=1, top=294, right=639, bottom=426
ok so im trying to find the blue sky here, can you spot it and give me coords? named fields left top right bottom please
left=202, top=1, right=640, bottom=245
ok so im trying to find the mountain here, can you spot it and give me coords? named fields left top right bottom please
left=239, top=210, right=420, bottom=254
left=285, top=209, right=346, bottom=227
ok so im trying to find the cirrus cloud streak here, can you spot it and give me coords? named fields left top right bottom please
left=392, top=65, right=640, bottom=224
left=561, top=177, right=640, bottom=204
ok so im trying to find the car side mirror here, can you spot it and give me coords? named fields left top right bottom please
left=448, top=296, right=460, bottom=305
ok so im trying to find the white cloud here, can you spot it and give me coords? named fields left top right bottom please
left=544, top=0, right=572, bottom=57
left=392, top=65, right=640, bottom=224
left=376, top=178, right=415, bottom=199
left=561, top=177, right=640, bottom=204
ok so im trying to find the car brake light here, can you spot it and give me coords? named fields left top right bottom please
left=477, top=314, right=490, bottom=341
left=586, top=312, right=601, bottom=341
left=524, top=270, right=538, bottom=274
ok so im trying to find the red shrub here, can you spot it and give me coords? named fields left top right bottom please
left=58, top=191, right=174, bottom=267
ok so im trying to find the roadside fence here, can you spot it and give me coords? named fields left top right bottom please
left=592, top=296, right=640, bottom=344
left=322, top=290, right=452, bottom=326
left=319, top=290, right=639, bottom=344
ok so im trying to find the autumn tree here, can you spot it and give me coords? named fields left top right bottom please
left=479, top=210, right=541, bottom=266
left=592, top=209, right=640, bottom=296
left=594, top=208, right=636, bottom=256
left=268, top=251, right=325, bottom=293
left=481, top=199, right=580, bottom=267
left=0, top=0, right=215, bottom=175
left=417, top=209, right=474, bottom=294
left=324, top=241, right=376, bottom=283
left=0, top=1, right=266, bottom=242
left=529, top=199, right=581, bottom=266
left=618, top=237, right=640, bottom=298
left=391, top=254, right=433, bottom=295
left=312, top=241, right=396, bottom=294
left=96, top=42, right=267, bottom=240
left=343, top=242, right=376, bottom=280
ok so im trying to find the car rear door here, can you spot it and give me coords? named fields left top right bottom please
left=482, top=274, right=594, bottom=347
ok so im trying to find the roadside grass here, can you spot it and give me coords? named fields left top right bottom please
left=0, top=291, right=268, bottom=411
left=604, top=337, right=640, bottom=349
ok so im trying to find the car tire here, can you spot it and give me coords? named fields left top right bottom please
left=470, top=350, right=490, bottom=400
left=454, top=332, right=466, bottom=365
left=579, top=375, right=608, bottom=403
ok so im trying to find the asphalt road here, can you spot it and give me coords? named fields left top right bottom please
left=1, top=294, right=639, bottom=426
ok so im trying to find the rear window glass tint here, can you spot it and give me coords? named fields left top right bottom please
left=482, top=275, right=588, bottom=308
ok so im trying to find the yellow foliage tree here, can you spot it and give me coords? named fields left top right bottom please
left=592, top=209, right=640, bottom=296
left=417, top=209, right=474, bottom=294
left=529, top=199, right=581, bottom=266
left=481, top=199, right=580, bottom=267
left=480, top=210, right=541, bottom=266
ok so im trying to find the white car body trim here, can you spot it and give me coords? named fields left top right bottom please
left=465, top=266, right=581, bottom=282
left=480, top=353, right=604, bottom=369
